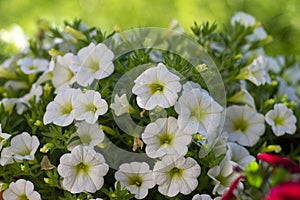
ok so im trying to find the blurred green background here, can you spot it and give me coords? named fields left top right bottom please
left=0, top=0, right=299, bottom=56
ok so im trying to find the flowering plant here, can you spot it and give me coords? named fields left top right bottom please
left=0, top=12, right=299, bottom=200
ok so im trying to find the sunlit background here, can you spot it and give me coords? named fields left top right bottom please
left=0, top=0, right=299, bottom=56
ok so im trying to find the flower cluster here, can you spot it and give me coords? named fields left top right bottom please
left=0, top=12, right=299, bottom=200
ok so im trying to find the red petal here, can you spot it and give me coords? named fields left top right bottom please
left=221, top=175, right=244, bottom=200
left=264, top=182, right=300, bottom=200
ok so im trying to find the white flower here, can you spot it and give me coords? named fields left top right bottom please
left=3, top=179, right=41, bottom=200
left=175, top=88, right=223, bottom=136
left=224, top=105, right=265, bottom=147
left=43, top=88, right=82, bottom=127
left=16, top=84, right=43, bottom=114
left=153, top=156, right=201, bottom=197
left=132, top=63, right=181, bottom=110
left=142, top=117, right=192, bottom=158
left=228, top=88, right=256, bottom=110
left=73, top=90, right=108, bottom=124
left=0, top=124, right=11, bottom=151
left=52, top=53, right=78, bottom=92
left=0, top=98, right=19, bottom=114
left=67, top=121, right=105, bottom=150
left=17, top=57, right=48, bottom=74
left=192, top=194, right=221, bottom=200
left=231, top=12, right=256, bottom=27
left=110, top=94, right=133, bottom=116
left=265, top=103, right=297, bottom=136
left=115, top=162, right=155, bottom=199
left=0, top=132, right=40, bottom=166
left=71, top=43, right=115, bottom=87
left=207, top=157, right=242, bottom=195
left=236, top=55, right=268, bottom=86
left=57, top=146, right=109, bottom=193
left=226, top=142, right=255, bottom=168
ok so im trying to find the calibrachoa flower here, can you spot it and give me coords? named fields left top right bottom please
left=265, top=103, right=297, bottom=136
left=52, top=53, right=78, bottom=92
left=3, top=179, right=41, bottom=200
left=153, top=156, right=201, bottom=197
left=224, top=105, right=265, bottom=147
left=264, top=182, right=300, bottom=200
left=16, top=84, right=43, bottom=114
left=57, top=145, right=109, bottom=193
left=192, top=194, right=221, bottom=200
left=114, top=162, right=155, bottom=199
left=226, top=142, right=255, bottom=168
left=236, top=55, right=268, bottom=86
left=207, top=157, right=242, bottom=195
left=67, top=121, right=105, bottom=150
left=70, top=43, right=115, bottom=87
left=231, top=12, right=256, bottom=27
left=142, top=117, right=192, bottom=158
left=110, top=94, right=134, bottom=116
left=43, top=88, right=82, bottom=126
left=0, top=132, right=40, bottom=166
left=132, top=63, right=181, bottom=110
left=257, top=153, right=300, bottom=173
left=175, top=87, right=223, bottom=136
left=73, top=90, right=108, bottom=124
left=17, top=57, right=49, bottom=74
left=0, top=124, right=11, bottom=151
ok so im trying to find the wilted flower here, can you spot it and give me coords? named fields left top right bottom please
left=73, top=90, right=108, bottom=124
left=154, top=156, right=201, bottom=197
left=3, top=179, right=41, bottom=200
left=132, top=63, right=181, bottom=110
left=142, top=117, right=192, bottom=158
left=224, top=105, right=265, bottom=147
left=0, top=132, right=40, bottom=166
left=114, top=162, right=155, bottom=199
left=57, top=146, right=109, bottom=193
left=265, top=103, right=297, bottom=136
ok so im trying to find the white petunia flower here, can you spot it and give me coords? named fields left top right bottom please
left=224, top=105, right=265, bottom=147
left=192, top=194, right=221, bottom=200
left=52, top=53, right=78, bottom=92
left=142, top=117, right=192, bottom=158
left=43, top=88, right=82, bottom=127
left=207, top=157, right=242, bottom=195
left=67, top=121, right=105, bottom=150
left=236, top=55, right=268, bottom=86
left=153, top=156, right=201, bottom=197
left=71, top=43, right=115, bottom=87
left=265, top=103, right=297, bottom=136
left=3, top=179, right=41, bottom=200
left=132, top=63, right=181, bottom=110
left=73, top=90, right=108, bottom=124
left=228, top=88, right=256, bottom=110
left=57, top=145, right=109, bottom=193
left=115, top=162, right=155, bottom=199
left=17, top=57, right=49, bottom=74
left=175, top=88, right=223, bottom=136
left=110, top=94, right=134, bottom=116
left=0, top=132, right=40, bottom=166
left=226, top=142, right=255, bottom=168
left=231, top=12, right=256, bottom=27
left=0, top=124, right=11, bottom=151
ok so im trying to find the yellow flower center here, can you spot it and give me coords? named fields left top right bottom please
left=159, top=132, right=174, bottom=145
left=85, top=103, right=97, bottom=113
left=274, top=115, right=284, bottom=126
left=18, top=194, right=29, bottom=200
left=129, top=175, right=143, bottom=187
left=233, top=120, right=248, bottom=132
left=168, top=167, right=183, bottom=178
left=75, top=162, right=90, bottom=174
left=148, top=83, right=165, bottom=94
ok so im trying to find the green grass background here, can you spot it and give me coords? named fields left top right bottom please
left=0, top=0, right=299, bottom=56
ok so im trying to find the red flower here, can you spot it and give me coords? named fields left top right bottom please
left=264, top=182, right=300, bottom=200
left=221, top=175, right=244, bottom=200
left=257, top=153, right=300, bottom=173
